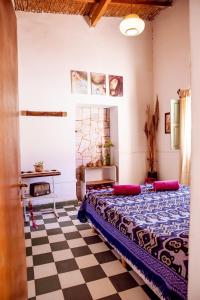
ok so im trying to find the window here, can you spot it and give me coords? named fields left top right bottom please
left=170, top=90, right=191, bottom=185
left=171, top=99, right=180, bottom=150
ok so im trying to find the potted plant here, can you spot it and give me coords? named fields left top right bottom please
left=103, top=139, right=114, bottom=166
left=34, top=161, right=44, bottom=172
left=144, top=97, right=159, bottom=179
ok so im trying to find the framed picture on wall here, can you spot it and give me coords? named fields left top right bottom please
left=90, top=72, right=106, bottom=95
left=109, top=75, right=123, bottom=97
left=71, top=70, right=88, bottom=94
left=165, top=112, right=171, bottom=134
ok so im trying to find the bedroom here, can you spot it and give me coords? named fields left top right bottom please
left=0, top=0, right=200, bottom=299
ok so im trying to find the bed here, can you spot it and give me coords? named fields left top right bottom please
left=78, top=184, right=190, bottom=300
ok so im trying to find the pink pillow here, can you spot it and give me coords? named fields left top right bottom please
left=113, top=185, right=141, bottom=195
left=153, top=180, right=180, bottom=191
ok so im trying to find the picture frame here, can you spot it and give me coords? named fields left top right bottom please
left=109, top=75, right=123, bottom=97
left=90, top=72, right=106, bottom=96
left=71, top=70, right=88, bottom=94
left=165, top=112, right=171, bottom=134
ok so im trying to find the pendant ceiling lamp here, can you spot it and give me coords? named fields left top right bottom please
left=119, top=1, right=145, bottom=37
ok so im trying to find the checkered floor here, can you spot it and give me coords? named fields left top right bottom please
left=25, top=205, right=159, bottom=300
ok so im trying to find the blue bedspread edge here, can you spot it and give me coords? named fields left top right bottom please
left=78, top=199, right=187, bottom=300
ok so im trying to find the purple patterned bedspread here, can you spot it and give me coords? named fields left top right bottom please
left=85, top=185, right=190, bottom=280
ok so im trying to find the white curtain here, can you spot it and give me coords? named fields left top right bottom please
left=179, top=89, right=191, bottom=185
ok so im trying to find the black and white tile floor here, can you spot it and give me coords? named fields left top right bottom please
left=25, top=205, right=159, bottom=300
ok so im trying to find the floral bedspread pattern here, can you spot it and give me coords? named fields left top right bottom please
left=84, top=185, right=190, bottom=280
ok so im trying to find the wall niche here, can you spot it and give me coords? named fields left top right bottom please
left=75, top=105, right=118, bottom=200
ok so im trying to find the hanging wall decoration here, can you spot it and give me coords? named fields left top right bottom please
left=71, top=70, right=88, bottom=94
left=109, top=75, right=123, bottom=97
left=165, top=112, right=171, bottom=134
left=90, top=72, right=106, bottom=96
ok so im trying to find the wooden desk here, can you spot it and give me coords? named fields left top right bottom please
left=21, top=170, right=61, bottom=228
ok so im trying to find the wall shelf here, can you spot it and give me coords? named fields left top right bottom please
left=21, top=170, right=61, bottom=178
left=20, top=110, right=67, bottom=117
left=86, top=179, right=115, bottom=186
left=80, top=165, right=117, bottom=199
left=84, top=166, right=116, bottom=169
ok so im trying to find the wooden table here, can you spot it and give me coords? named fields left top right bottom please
left=21, top=170, right=61, bottom=228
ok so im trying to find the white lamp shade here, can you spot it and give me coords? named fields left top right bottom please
left=119, top=14, right=145, bottom=36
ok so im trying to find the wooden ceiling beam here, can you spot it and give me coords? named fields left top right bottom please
left=112, top=0, right=172, bottom=6
left=77, top=0, right=172, bottom=7
left=89, top=0, right=112, bottom=27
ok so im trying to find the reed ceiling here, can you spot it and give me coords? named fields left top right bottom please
left=14, top=0, right=173, bottom=26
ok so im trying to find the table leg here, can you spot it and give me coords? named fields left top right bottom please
left=53, top=196, right=59, bottom=218
left=29, top=200, right=37, bottom=230
left=23, top=198, right=29, bottom=223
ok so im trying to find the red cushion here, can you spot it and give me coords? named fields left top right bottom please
left=113, top=185, right=141, bottom=195
left=153, top=180, right=180, bottom=191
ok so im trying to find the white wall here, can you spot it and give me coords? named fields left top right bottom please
left=153, top=0, right=190, bottom=180
left=17, top=12, right=153, bottom=203
left=188, top=1, right=200, bottom=298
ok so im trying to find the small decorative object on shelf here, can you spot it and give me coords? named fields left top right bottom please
left=103, top=139, right=114, bottom=166
left=34, top=161, right=44, bottom=172
left=97, top=143, right=104, bottom=166
left=95, top=159, right=103, bottom=167
left=86, top=161, right=94, bottom=167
